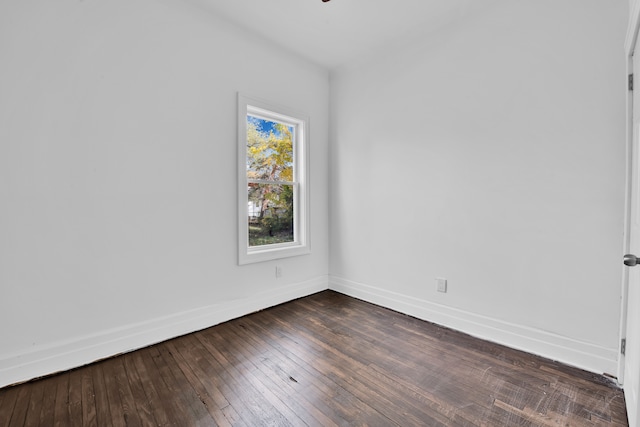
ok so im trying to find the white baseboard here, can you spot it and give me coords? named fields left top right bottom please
left=0, top=275, right=329, bottom=389
left=1, top=274, right=618, bottom=389
left=329, top=275, right=619, bottom=377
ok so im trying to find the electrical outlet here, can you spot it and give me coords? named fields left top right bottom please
left=436, top=278, right=447, bottom=293
left=276, top=266, right=283, bottom=278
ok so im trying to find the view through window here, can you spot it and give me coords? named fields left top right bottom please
left=246, top=115, right=295, bottom=247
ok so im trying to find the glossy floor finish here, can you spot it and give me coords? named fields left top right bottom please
left=0, top=291, right=628, bottom=426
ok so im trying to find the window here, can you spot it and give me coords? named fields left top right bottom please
left=237, top=94, right=310, bottom=264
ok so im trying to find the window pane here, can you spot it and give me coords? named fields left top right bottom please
left=248, top=183, right=294, bottom=247
left=247, top=115, right=294, bottom=182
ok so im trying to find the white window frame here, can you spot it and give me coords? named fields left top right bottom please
left=237, top=93, right=310, bottom=265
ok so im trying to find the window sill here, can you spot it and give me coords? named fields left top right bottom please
left=239, top=243, right=311, bottom=265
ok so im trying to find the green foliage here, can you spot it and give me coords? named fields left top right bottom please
left=247, top=120, right=293, bottom=182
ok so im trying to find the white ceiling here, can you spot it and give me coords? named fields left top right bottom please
left=194, top=0, right=492, bottom=70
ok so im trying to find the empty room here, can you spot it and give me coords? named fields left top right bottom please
left=1, top=0, right=638, bottom=425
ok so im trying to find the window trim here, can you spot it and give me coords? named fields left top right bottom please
left=237, top=93, right=310, bottom=265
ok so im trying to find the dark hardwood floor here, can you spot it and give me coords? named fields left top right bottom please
left=0, top=290, right=628, bottom=426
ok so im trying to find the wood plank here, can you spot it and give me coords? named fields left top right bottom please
left=80, top=368, right=97, bottom=427
left=101, top=359, right=127, bottom=427
left=239, top=314, right=400, bottom=426
left=37, top=375, right=58, bottom=426
left=263, top=303, right=454, bottom=424
left=164, top=339, right=235, bottom=427
left=193, top=332, right=294, bottom=426
left=169, top=334, right=247, bottom=426
left=23, top=379, right=45, bottom=427
left=7, top=382, right=30, bottom=427
left=237, top=315, right=358, bottom=425
left=127, top=349, right=174, bottom=427
left=109, top=357, right=142, bottom=427
left=67, top=369, right=83, bottom=427
left=121, top=353, right=158, bottom=427
left=205, top=325, right=330, bottom=427
left=223, top=323, right=340, bottom=427
left=52, top=373, right=70, bottom=427
left=89, top=362, right=112, bottom=427
left=0, top=385, right=19, bottom=427
left=136, top=346, right=191, bottom=426
left=216, top=319, right=347, bottom=422
left=153, top=343, right=217, bottom=426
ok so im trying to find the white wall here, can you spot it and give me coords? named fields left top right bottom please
left=330, top=0, right=628, bottom=375
left=0, top=0, right=329, bottom=387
